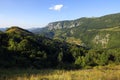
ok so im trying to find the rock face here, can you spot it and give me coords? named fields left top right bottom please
left=93, top=34, right=110, bottom=48
left=46, top=20, right=81, bottom=30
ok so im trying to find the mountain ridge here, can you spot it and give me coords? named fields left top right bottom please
left=44, top=13, right=120, bottom=30
left=31, top=13, right=120, bottom=49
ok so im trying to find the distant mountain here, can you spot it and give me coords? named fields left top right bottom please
left=29, top=27, right=47, bottom=34
left=0, top=30, right=3, bottom=33
left=31, top=13, right=120, bottom=49
left=45, top=13, right=120, bottom=30
left=0, top=28, right=7, bottom=32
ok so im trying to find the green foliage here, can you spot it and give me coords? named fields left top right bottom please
left=75, top=56, right=83, bottom=68
left=8, top=39, right=18, bottom=51
left=0, top=27, right=120, bottom=69
left=57, top=52, right=63, bottom=62
left=98, top=52, right=109, bottom=66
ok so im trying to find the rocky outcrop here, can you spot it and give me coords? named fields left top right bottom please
left=93, top=34, right=110, bottom=48
left=46, top=20, right=81, bottom=30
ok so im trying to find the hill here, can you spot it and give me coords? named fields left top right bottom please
left=0, top=27, right=87, bottom=69
left=31, top=13, right=120, bottom=49
left=0, top=26, right=120, bottom=69
left=6, top=26, right=33, bottom=36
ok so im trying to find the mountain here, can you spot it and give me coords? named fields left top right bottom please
left=29, top=27, right=48, bottom=35
left=0, top=30, right=3, bottom=33
left=45, top=13, right=120, bottom=30
left=6, top=26, right=33, bottom=36
left=0, top=28, right=6, bottom=32
left=31, top=13, right=120, bottom=49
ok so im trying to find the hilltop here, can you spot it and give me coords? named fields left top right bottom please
left=6, top=26, right=33, bottom=36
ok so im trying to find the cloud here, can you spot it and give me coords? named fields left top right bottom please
left=49, top=4, right=63, bottom=11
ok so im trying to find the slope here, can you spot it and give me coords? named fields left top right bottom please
left=32, top=13, right=120, bottom=49
left=0, top=27, right=86, bottom=69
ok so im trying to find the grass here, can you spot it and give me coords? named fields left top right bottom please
left=88, top=26, right=120, bottom=32
left=0, top=65, right=120, bottom=80
left=66, top=37, right=82, bottom=45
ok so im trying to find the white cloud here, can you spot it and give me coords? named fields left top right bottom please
left=49, top=4, right=63, bottom=11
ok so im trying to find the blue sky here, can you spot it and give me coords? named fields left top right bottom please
left=0, top=0, right=120, bottom=28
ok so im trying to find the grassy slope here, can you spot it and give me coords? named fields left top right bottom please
left=52, top=26, right=120, bottom=49
left=0, top=65, right=120, bottom=80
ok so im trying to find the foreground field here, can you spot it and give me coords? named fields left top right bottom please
left=0, top=65, right=120, bottom=80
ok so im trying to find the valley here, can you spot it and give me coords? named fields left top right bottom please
left=0, top=13, right=120, bottom=80
left=1, top=0, right=120, bottom=80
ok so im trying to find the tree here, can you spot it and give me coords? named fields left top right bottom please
left=18, top=39, right=30, bottom=51
left=75, top=56, right=82, bottom=68
left=98, top=52, right=109, bottom=66
left=8, top=39, right=18, bottom=51
left=57, top=52, right=63, bottom=62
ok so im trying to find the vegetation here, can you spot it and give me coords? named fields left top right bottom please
left=0, top=65, right=120, bottom=80
left=1, top=13, right=120, bottom=79
left=1, top=14, right=120, bottom=78
left=0, top=26, right=120, bottom=70
left=0, top=27, right=85, bottom=69
left=33, top=13, right=120, bottom=49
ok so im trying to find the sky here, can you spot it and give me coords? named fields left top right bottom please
left=0, top=0, right=120, bottom=29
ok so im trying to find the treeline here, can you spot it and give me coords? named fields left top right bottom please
left=0, top=27, right=120, bottom=69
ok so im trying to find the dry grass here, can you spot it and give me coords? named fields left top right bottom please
left=66, top=37, right=82, bottom=45
left=0, top=65, right=120, bottom=80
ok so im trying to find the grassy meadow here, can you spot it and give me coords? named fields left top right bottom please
left=0, top=65, right=120, bottom=80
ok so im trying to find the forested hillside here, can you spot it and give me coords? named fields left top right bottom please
left=0, top=27, right=120, bottom=69
left=32, top=13, right=120, bottom=49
